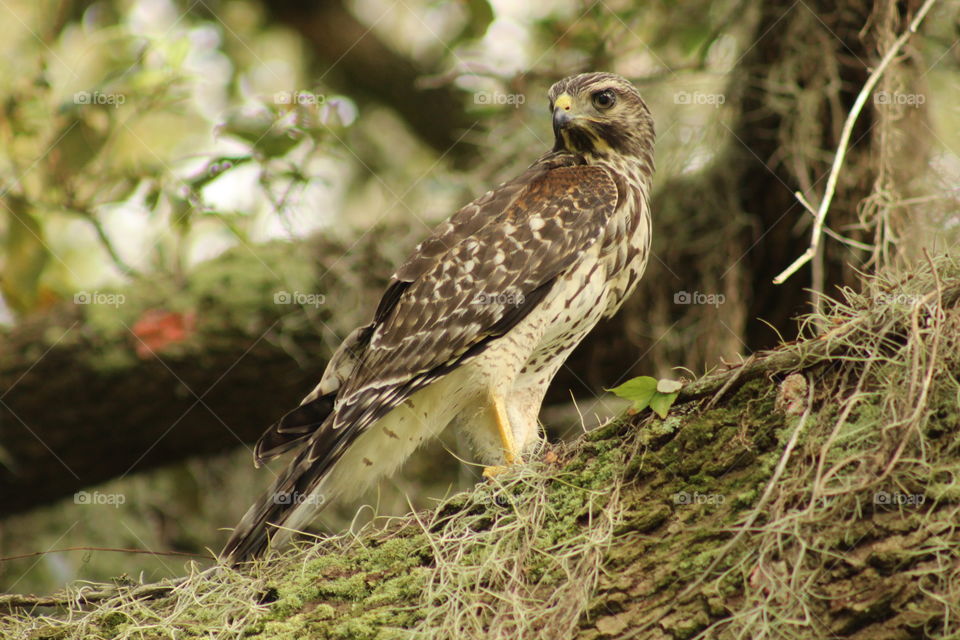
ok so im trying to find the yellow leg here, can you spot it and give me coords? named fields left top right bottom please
left=483, top=391, right=520, bottom=478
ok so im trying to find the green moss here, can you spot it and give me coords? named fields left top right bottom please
left=232, top=530, right=435, bottom=638
left=98, top=610, right=130, bottom=633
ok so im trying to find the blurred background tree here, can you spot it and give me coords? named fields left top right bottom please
left=1, top=0, right=957, bottom=594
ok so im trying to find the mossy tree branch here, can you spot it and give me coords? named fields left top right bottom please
left=4, top=260, right=959, bottom=639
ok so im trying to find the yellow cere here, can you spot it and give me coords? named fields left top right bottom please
left=553, top=93, right=574, bottom=111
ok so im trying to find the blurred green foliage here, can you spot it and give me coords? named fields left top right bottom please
left=0, top=0, right=751, bottom=318
left=2, top=0, right=959, bottom=596
left=0, top=0, right=355, bottom=314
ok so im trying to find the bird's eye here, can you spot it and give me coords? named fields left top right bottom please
left=592, top=89, right=616, bottom=110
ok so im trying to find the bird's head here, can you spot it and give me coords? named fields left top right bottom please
left=548, top=72, right=654, bottom=162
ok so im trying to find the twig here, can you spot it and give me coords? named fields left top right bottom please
left=0, top=546, right=211, bottom=563
left=704, top=353, right=757, bottom=410
left=0, top=547, right=216, bottom=609
left=797, top=194, right=875, bottom=250
left=63, top=205, right=142, bottom=277
left=87, top=214, right=140, bottom=277
left=0, top=574, right=196, bottom=610
left=773, top=0, right=938, bottom=285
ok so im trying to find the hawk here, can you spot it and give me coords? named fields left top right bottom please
left=223, top=72, right=655, bottom=562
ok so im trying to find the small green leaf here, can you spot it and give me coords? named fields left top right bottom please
left=649, top=391, right=680, bottom=419
left=608, top=376, right=658, bottom=412
left=657, top=378, right=683, bottom=394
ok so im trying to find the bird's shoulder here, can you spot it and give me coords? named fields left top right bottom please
left=392, top=153, right=618, bottom=285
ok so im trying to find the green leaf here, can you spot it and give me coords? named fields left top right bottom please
left=608, top=376, right=658, bottom=412
left=649, top=391, right=680, bottom=419
left=610, top=376, right=683, bottom=418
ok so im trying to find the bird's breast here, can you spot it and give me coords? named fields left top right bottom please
left=598, top=179, right=652, bottom=317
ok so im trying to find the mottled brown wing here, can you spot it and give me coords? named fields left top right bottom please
left=252, top=323, right=373, bottom=465
left=330, top=163, right=619, bottom=436
left=389, top=155, right=569, bottom=284
left=249, top=158, right=569, bottom=466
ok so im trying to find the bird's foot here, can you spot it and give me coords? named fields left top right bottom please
left=483, top=465, right=509, bottom=479
left=482, top=456, right=525, bottom=479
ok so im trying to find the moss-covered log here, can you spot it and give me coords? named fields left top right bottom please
left=4, top=259, right=958, bottom=639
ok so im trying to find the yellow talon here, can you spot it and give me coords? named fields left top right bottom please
left=491, top=391, right=519, bottom=464
left=486, top=390, right=521, bottom=475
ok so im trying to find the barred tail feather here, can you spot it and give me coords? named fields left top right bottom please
left=224, top=365, right=468, bottom=562
left=253, top=392, right=337, bottom=467
left=221, top=446, right=335, bottom=563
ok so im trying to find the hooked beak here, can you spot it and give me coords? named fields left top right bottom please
left=553, top=108, right=574, bottom=131
left=552, top=93, right=575, bottom=133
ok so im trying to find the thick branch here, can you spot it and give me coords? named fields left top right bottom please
left=0, top=234, right=396, bottom=516
left=0, top=225, right=634, bottom=516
